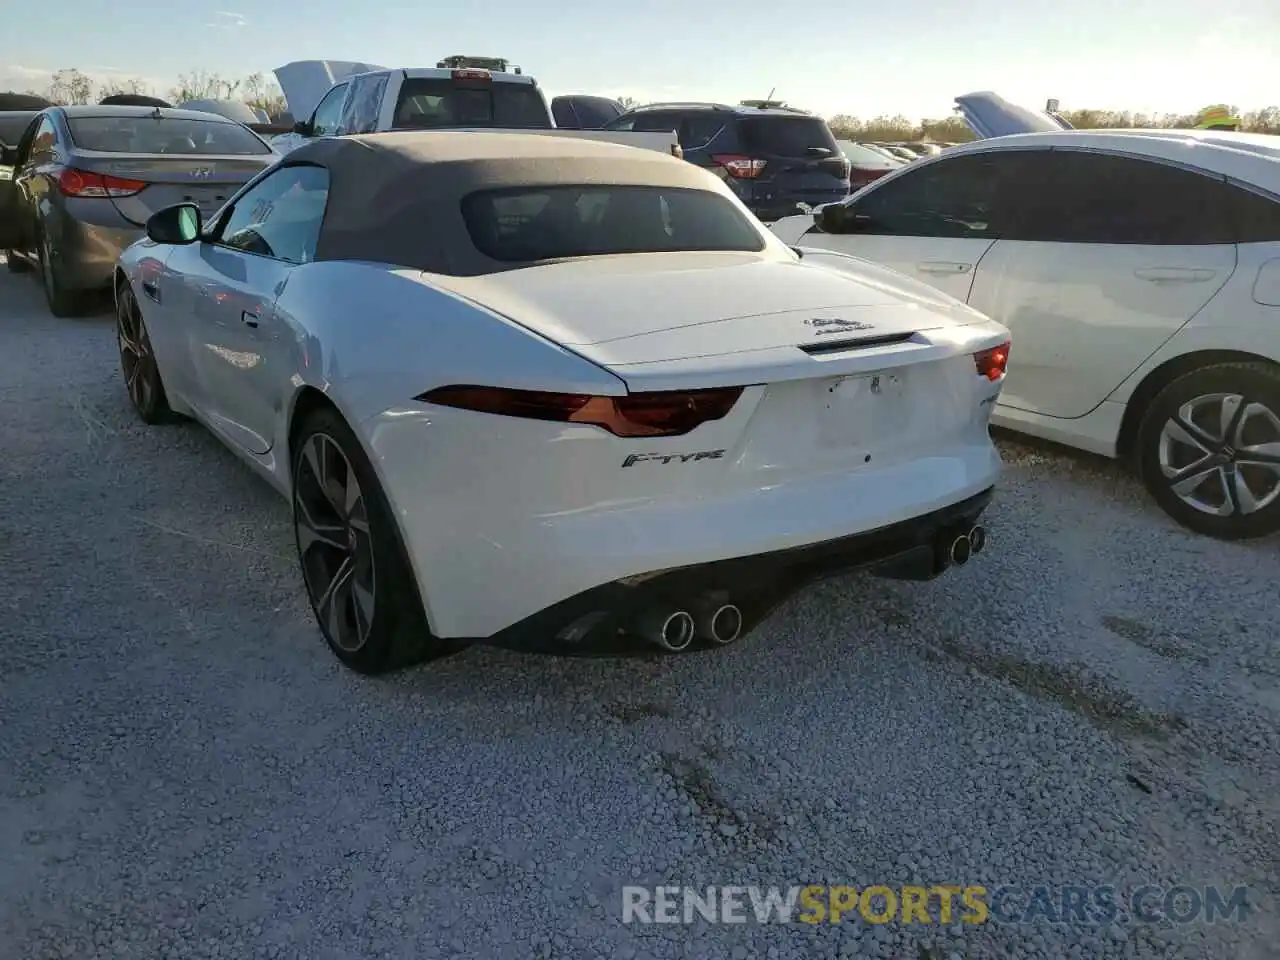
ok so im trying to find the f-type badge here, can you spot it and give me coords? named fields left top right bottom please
left=807, top=317, right=875, bottom=335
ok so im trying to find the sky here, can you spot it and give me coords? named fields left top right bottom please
left=1, top=0, right=1277, bottom=120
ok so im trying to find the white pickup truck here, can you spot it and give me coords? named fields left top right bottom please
left=268, top=59, right=680, bottom=157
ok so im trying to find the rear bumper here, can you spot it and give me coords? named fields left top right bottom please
left=362, top=398, right=1003, bottom=639
left=52, top=217, right=142, bottom=291
left=488, top=486, right=994, bottom=651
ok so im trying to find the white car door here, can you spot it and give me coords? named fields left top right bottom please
left=968, top=149, right=1236, bottom=420
left=190, top=165, right=331, bottom=454
left=783, top=151, right=1026, bottom=303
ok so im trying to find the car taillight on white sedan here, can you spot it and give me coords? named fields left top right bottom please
left=974, top=342, right=1010, bottom=381
left=417, top=385, right=744, bottom=438
left=56, top=167, right=146, bottom=198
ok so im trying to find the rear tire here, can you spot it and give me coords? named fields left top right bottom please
left=291, top=406, right=458, bottom=673
left=1137, top=361, right=1280, bottom=540
left=37, top=228, right=83, bottom=318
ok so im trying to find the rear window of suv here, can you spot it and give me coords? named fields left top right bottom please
left=392, top=78, right=551, bottom=130
left=461, top=185, right=765, bottom=262
left=66, top=117, right=272, bottom=155
left=737, top=115, right=840, bottom=157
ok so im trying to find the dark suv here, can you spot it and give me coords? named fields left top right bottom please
left=603, top=101, right=850, bottom=221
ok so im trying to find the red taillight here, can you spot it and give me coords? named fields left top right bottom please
left=57, top=168, right=146, bottom=198
left=452, top=68, right=492, bottom=82
left=417, top=385, right=744, bottom=438
left=851, top=167, right=888, bottom=186
left=711, top=154, right=767, bottom=179
left=974, top=342, right=1010, bottom=381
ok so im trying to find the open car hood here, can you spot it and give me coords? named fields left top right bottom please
left=273, top=59, right=387, bottom=122
left=953, top=91, right=1072, bottom=140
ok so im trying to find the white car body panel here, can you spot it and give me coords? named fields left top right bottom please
left=967, top=239, right=1236, bottom=419
left=118, top=154, right=1009, bottom=640
left=771, top=127, right=1280, bottom=460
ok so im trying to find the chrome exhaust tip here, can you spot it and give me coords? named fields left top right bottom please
left=948, top=534, right=972, bottom=566
left=968, top=525, right=987, bottom=556
left=707, top=604, right=744, bottom=645
left=637, top=608, right=696, bottom=652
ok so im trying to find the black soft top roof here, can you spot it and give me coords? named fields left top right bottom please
left=294, top=130, right=724, bottom=275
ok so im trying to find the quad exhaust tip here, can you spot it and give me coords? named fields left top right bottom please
left=638, top=608, right=696, bottom=652
left=706, top=603, right=744, bottom=645
left=946, top=524, right=987, bottom=567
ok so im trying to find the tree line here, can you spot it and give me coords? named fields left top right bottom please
left=9, top=69, right=1280, bottom=140
left=11, top=69, right=288, bottom=120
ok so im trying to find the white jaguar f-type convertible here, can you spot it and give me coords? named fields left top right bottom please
left=114, top=131, right=1010, bottom=673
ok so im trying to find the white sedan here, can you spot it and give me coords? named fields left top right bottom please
left=772, top=107, right=1280, bottom=541
left=114, top=131, right=1010, bottom=672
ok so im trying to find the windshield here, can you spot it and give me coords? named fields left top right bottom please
left=66, top=117, right=272, bottom=155
left=392, top=78, right=552, bottom=130
left=462, top=185, right=765, bottom=263
left=737, top=115, right=839, bottom=157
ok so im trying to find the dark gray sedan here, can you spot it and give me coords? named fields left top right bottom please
left=0, top=105, right=278, bottom=315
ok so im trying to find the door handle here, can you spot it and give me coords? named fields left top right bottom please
left=917, top=261, right=972, bottom=275
left=1134, top=268, right=1215, bottom=283
left=241, top=311, right=259, bottom=328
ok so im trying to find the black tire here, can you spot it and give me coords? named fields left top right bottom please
left=291, top=406, right=457, bottom=673
left=5, top=250, right=31, bottom=273
left=1137, top=361, right=1280, bottom=540
left=36, top=227, right=83, bottom=318
left=116, top=282, right=179, bottom=424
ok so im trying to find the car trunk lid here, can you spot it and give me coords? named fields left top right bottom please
left=66, top=153, right=272, bottom=224
left=734, top=115, right=849, bottom=201
left=430, top=252, right=989, bottom=388
left=953, top=91, right=1071, bottom=139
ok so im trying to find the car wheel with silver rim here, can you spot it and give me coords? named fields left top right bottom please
left=290, top=405, right=456, bottom=673
left=1138, top=361, right=1280, bottom=540
left=116, top=280, right=179, bottom=424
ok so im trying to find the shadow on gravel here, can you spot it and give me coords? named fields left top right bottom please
left=931, top=635, right=1187, bottom=741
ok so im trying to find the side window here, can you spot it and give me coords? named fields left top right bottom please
left=631, top=112, right=681, bottom=134
left=216, top=165, right=330, bottom=264
left=680, top=114, right=725, bottom=150
left=1228, top=183, right=1280, bottom=244
left=605, top=115, right=636, bottom=132
left=1008, top=151, right=1233, bottom=245
left=13, top=118, right=41, bottom=164
left=29, top=116, right=57, bottom=160
left=551, top=100, right=579, bottom=128
left=340, top=74, right=388, bottom=134
left=847, top=152, right=1019, bottom=240
left=310, top=84, right=350, bottom=138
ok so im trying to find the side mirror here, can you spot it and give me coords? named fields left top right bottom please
left=814, top=202, right=850, bottom=234
left=292, top=119, right=313, bottom=136
left=146, top=203, right=202, bottom=245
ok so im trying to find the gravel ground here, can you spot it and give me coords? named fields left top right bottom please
left=1, top=262, right=1278, bottom=960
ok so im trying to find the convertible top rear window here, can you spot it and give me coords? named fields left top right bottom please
left=67, top=117, right=272, bottom=155
left=461, top=185, right=765, bottom=263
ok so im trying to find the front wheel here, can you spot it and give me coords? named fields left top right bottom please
left=1137, top=362, right=1280, bottom=540
left=291, top=407, right=456, bottom=673
left=116, top=282, right=178, bottom=424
